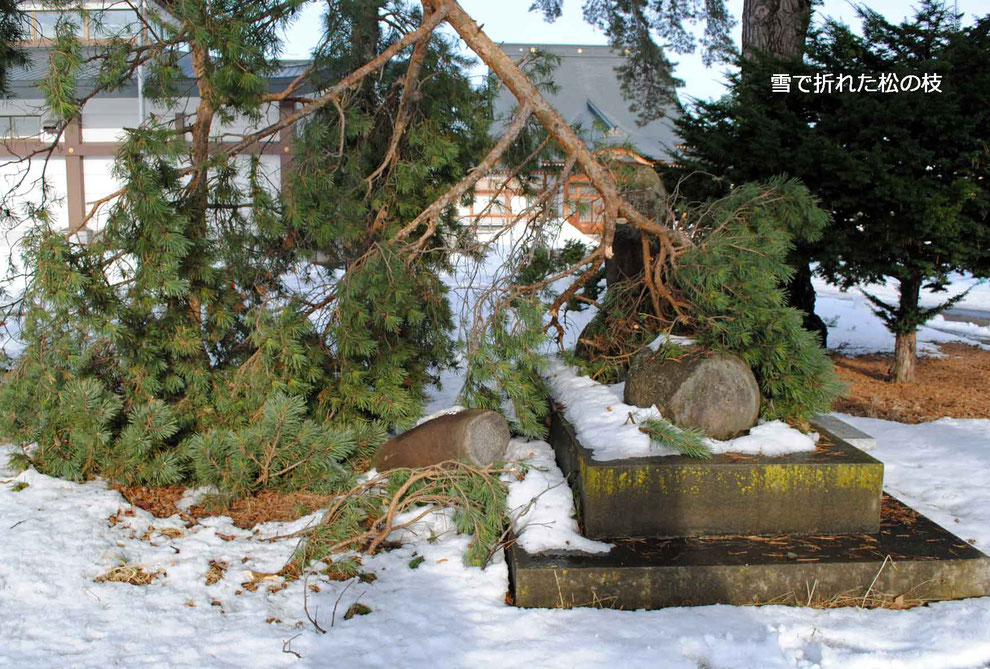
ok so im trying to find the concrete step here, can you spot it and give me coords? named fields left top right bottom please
left=508, top=495, right=990, bottom=609
left=551, top=410, right=884, bottom=539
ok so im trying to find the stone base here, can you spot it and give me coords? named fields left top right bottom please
left=508, top=496, right=990, bottom=609
left=551, top=410, right=884, bottom=539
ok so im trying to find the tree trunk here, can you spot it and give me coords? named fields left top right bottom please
left=786, top=256, right=827, bottom=346
left=741, top=0, right=813, bottom=60
left=892, top=332, right=917, bottom=383
left=890, top=275, right=922, bottom=383
left=742, top=0, right=821, bottom=345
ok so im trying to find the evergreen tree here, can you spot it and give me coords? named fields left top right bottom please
left=675, top=1, right=990, bottom=382
left=0, top=0, right=493, bottom=493
left=674, top=179, right=842, bottom=421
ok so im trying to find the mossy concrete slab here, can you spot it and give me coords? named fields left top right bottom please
left=550, top=409, right=883, bottom=539
left=509, top=496, right=990, bottom=609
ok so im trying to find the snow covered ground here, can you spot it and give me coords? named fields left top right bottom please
left=3, top=413, right=990, bottom=668
left=815, top=275, right=990, bottom=354
left=2, top=238, right=990, bottom=666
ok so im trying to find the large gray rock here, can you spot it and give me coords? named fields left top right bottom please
left=373, top=409, right=510, bottom=471
left=624, top=349, right=760, bottom=440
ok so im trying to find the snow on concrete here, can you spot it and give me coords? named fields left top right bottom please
left=709, top=420, right=818, bottom=457
left=3, top=416, right=990, bottom=667
left=504, top=438, right=612, bottom=554
left=544, top=358, right=818, bottom=460
left=543, top=357, right=665, bottom=460
left=837, top=414, right=990, bottom=554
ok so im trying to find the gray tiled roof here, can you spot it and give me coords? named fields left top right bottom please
left=493, top=43, right=683, bottom=162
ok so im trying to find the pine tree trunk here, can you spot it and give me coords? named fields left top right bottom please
left=786, top=256, right=827, bottom=346
left=890, top=275, right=922, bottom=383
left=741, top=0, right=813, bottom=60
left=892, top=332, right=917, bottom=383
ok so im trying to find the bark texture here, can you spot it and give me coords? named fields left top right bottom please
left=891, top=275, right=922, bottom=383
left=742, top=0, right=822, bottom=345
left=892, top=332, right=917, bottom=384
left=741, top=0, right=813, bottom=60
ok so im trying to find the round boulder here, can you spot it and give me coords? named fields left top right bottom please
left=624, top=349, right=760, bottom=440
left=373, top=409, right=510, bottom=471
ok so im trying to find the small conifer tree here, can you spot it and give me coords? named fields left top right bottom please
left=0, top=0, right=494, bottom=496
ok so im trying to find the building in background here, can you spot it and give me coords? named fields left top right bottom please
left=463, top=43, right=682, bottom=235
left=0, top=10, right=682, bottom=251
left=0, top=1, right=304, bottom=246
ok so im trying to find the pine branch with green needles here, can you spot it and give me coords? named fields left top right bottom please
left=639, top=417, right=712, bottom=460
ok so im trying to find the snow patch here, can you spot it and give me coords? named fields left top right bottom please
left=415, top=405, right=466, bottom=426
left=503, top=438, right=611, bottom=554
left=817, top=289, right=990, bottom=355
left=648, top=332, right=696, bottom=351
left=709, top=421, right=818, bottom=456
left=543, top=358, right=665, bottom=460
left=545, top=358, right=818, bottom=460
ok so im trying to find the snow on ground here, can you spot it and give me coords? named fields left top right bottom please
left=814, top=273, right=990, bottom=314
left=3, top=237, right=990, bottom=666
left=818, top=291, right=990, bottom=356
left=544, top=358, right=817, bottom=460
left=815, top=274, right=990, bottom=355
left=925, top=314, right=990, bottom=341
left=3, top=416, right=990, bottom=668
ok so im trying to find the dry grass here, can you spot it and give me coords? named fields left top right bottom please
left=765, top=587, right=926, bottom=610
left=190, top=490, right=334, bottom=529
left=113, top=485, right=185, bottom=518
left=831, top=343, right=990, bottom=423
left=762, top=556, right=929, bottom=611
left=94, top=564, right=164, bottom=586
left=114, top=484, right=333, bottom=529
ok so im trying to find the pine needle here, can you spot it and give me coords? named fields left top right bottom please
left=639, top=418, right=712, bottom=460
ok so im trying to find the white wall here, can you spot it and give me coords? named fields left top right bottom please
left=0, top=155, right=69, bottom=285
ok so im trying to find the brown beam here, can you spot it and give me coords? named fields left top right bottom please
left=278, top=100, right=294, bottom=187
left=0, top=138, right=286, bottom=158
left=64, top=117, right=87, bottom=234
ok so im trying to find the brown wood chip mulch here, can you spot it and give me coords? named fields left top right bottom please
left=831, top=343, right=990, bottom=423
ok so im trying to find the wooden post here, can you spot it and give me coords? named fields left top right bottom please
left=64, top=117, right=87, bottom=235
left=279, top=100, right=294, bottom=188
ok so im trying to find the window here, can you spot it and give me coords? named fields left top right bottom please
left=32, top=11, right=84, bottom=40
left=89, top=9, right=140, bottom=38
left=20, top=9, right=139, bottom=42
left=0, top=115, right=41, bottom=138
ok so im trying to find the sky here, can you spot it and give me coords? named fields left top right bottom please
left=282, top=1, right=988, bottom=105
